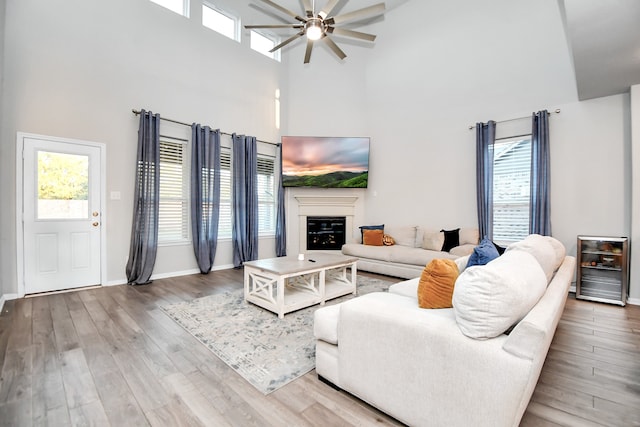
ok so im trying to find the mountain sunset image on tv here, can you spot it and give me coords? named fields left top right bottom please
left=281, top=136, right=370, bottom=188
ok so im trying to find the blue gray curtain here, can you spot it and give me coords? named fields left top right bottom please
left=126, top=110, right=160, bottom=285
left=530, top=110, right=551, bottom=235
left=232, top=134, right=258, bottom=268
left=191, top=124, right=221, bottom=273
left=275, top=144, right=287, bottom=257
left=476, top=120, right=496, bottom=240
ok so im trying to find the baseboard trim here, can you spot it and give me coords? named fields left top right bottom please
left=626, top=297, right=640, bottom=306
left=108, top=264, right=236, bottom=287
left=1, top=293, right=19, bottom=313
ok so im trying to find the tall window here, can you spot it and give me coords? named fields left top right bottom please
left=250, top=30, right=280, bottom=61
left=491, top=136, right=532, bottom=243
left=158, top=138, right=190, bottom=243
left=202, top=3, right=240, bottom=41
left=257, top=156, right=276, bottom=235
left=217, top=150, right=276, bottom=238
left=149, top=0, right=189, bottom=17
left=218, top=149, right=233, bottom=239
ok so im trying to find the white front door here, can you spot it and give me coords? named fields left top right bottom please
left=22, top=136, right=102, bottom=294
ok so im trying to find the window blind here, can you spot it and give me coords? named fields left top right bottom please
left=492, top=138, right=531, bottom=243
left=158, top=140, right=190, bottom=243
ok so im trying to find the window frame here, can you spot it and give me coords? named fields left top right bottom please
left=149, top=0, right=190, bottom=17
left=202, top=2, right=241, bottom=42
left=158, top=137, right=191, bottom=246
left=491, top=134, right=532, bottom=245
left=250, top=30, right=281, bottom=62
left=217, top=149, right=277, bottom=239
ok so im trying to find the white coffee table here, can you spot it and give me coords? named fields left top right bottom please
left=243, top=253, right=358, bottom=318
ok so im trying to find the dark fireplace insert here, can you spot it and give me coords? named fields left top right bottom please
left=307, top=216, right=346, bottom=251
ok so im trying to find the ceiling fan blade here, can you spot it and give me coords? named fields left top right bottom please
left=319, top=0, right=341, bottom=19
left=327, top=27, right=377, bottom=42
left=327, top=3, right=386, bottom=25
left=258, top=0, right=306, bottom=23
left=322, top=35, right=347, bottom=60
left=270, top=31, right=305, bottom=53
left=304, top=38, right=314, bottom=64
left=301, top=0, right=314, bottom=17
left=245, top=24, right=304, bottom=29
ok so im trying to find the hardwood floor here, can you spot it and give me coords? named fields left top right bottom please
left=1, top=269, right=639, bottom=426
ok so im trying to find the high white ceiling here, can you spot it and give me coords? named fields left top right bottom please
left=244, top=0, right=640, bottom=101
left=560, top=0, right=640, bottom=100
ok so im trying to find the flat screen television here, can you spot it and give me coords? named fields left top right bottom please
left=281, top=136, right=370, bottom=188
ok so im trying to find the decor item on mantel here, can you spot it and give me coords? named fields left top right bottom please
left=245, top=0, right=385, bottom=64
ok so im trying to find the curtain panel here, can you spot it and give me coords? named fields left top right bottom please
left=530, top=110, right=551, bottom=235
left=275, top=144, right=287, bottom=257
left=476, top=120, right=496, bottom=240
left=191, top=124, right=221, bottom=273
left=232, top=134, right=259, bottom=268
left=126, top=110, right=161, bottom=285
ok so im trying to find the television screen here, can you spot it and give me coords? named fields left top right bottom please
left=281, top=136, right=370, bottom=188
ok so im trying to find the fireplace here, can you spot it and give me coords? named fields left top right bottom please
left=307, top=216, right=346, bottom=251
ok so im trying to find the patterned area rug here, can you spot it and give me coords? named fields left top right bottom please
left=161, top=275, right=396, bottom=394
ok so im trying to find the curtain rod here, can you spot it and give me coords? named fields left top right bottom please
left=468, top=109, right=561, bottom=130
left=132, top=109, right=280, bottom=146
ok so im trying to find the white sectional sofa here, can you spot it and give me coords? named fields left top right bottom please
left=341, top=225, right=479, bottom=279
left=314, top=234, right=574, bottom=427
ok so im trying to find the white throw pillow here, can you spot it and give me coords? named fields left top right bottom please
left=452, top=250, right=547, bottom=339
left=505, top=234, right=557, bottom=282
left=459, top=228, right=480, bottom=246
left=422, top=231, right=444, bottom=251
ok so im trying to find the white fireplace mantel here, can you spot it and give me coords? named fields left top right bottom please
left=295, top=195, right=359, bottom=253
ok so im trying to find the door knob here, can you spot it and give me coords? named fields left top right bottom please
left=92, top=222, right=99, bottom=227
left=92, top=211, right=99, bottom=217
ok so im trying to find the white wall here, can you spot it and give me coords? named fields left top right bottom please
left=0, top=0, right=283, bottom=294
left=0, top=0, right=6, bottom=304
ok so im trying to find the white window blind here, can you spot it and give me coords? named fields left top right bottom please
left=158, top=139, right=190, bottom=243
left=257, top=156, right=276, bottom=235
left=491, top=137, right=531, bottom=243
left=217, top=151, right=276, bottom=238
left=218, top=149, right=232, bottom=239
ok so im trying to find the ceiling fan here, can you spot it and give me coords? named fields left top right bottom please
left=245, top=0, right=386, bottom=64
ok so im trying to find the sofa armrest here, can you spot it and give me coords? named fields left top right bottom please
left=336, top=292, right=532, bottom=427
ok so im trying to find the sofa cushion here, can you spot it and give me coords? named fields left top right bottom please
left=363, top=229, right=384, bottom=246
left=466, top=237, right=500, bottom=268
left=384, top=225, right=417, bottom=247
left=505, top=234, right=557, bottom=282
left=441, top=228, right=460, bottom=252
left=388, top=245, right=458, bottom=266
left=452, top=250, right=547, bottom=339
left=342, top=243, right=393, bottom=262
left=448, top=244, right=476, bottom=257
left=422, top=230, right=444, bottom=251
left=388, top=278, right=419, bottom=298
left=459, top=228, right=480, bottom=246
left=314, top=304, right=341, bottom=345
left=455, top=255, right=471, bottom=274
left=418, top=259, right=459, bottom=309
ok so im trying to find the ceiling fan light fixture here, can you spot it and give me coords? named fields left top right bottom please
left=305, top=19, right=324, bottom=40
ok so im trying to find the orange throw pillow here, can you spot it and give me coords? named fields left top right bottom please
left=418, top=259, right=459, bottom=309
left=363, top=229, right=384, bottom=246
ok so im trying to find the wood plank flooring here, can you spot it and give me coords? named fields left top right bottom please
left=1, top=269, right=639, bottom=426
